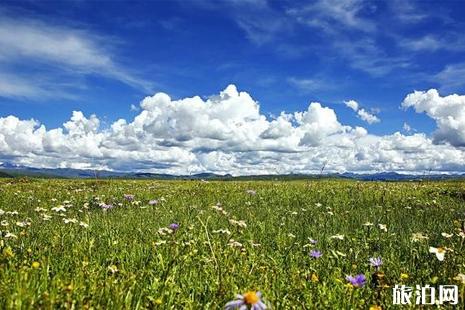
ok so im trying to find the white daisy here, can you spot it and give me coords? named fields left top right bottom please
left=441, top=232, right=453, bottom=238
left=51, top=206, right=66, bottom=212
left=225, top=291, right=266, bottom=310
left=429, top=246, right=446, bottom=261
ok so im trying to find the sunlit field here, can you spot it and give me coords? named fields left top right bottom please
left=1, top=178, right=465, bottom=309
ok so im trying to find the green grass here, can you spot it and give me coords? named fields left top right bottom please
left=1, top=178, right=465, bottom=309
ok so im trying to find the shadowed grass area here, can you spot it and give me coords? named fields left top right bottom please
left=1, top=178, right=465, bottom=309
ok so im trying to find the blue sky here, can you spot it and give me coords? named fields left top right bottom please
left=1, top=0, right=465, bottom=174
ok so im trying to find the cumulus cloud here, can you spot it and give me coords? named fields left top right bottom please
left=344, top=100, right=380, bottom=124
left=1, top=85, right=465, bottom=174
left=402, top=89, right=465, bottom=147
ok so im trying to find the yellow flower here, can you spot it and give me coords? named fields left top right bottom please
left=154, top=298, right=162, bottom=305
left=311, top=273, right=319, bottom=283
left=400, top=273, right=409, bottom=280
left=32, top=261, right=40, bottom=269
left=243, top=291, right=260, bottom=305
left=108, top=265, right=119, bottom=274
left=370, top=306, right=382, bottom=310
left=453, top=273, right=465, bottom=284
left=225, top=291, right=266, bottom=309
left=2, top=246, right=14, bottom=258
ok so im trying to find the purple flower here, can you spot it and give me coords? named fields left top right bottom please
left=309, top=250, right=322, bottom=259
left=100, top=203, right=114, bottom=210
left=346, top=274, right=366, bottom=287
left=148, top=200, right=158, bottom=205
left=124, top=194, right=134, bottom=201
left=169, top=223, right=179, bottom=231
left=369, top=257, right=383, bottom=269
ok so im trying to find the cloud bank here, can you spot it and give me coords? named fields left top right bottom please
left=1, top=85, right=465, bottom=175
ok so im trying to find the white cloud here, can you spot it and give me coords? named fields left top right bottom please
left=403, top=122, right=412, bottom=133
left=435, top=63, right=465, bottom=91
left=287, top=0, right=376, bottom=33
left=402, top=89, right=465, bottom=147
left=357, top=109, right=380, bottom=124
left=0, top=16, right=152, bottom=99
left=344, top=100, right=359, bottom=111
left=1, top=85, right=465, bottom=174
left=287, top=77, right=331, bottom=93
left=344, top=99, right=380, bottom=124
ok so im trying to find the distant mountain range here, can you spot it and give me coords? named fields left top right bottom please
left=0, top=162, right=464, bottom=181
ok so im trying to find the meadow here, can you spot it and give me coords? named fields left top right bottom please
left=1, top=178, right=465, bottom=309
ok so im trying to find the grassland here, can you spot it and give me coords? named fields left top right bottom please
left=1, top=178, right=465, bottom=309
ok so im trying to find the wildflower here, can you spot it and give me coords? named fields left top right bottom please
left=309, top=250, right=322, bottom=259
left=169, top=223, right=180, bottom=231
left=369, top=306, right=382, bottom=310
left=79, top=221, right=89, bottom=228
left=108, top=265, right=119, bottom=274
left=41, top=214, right=52, bottom=221
left=429, top=246, right=446, bottom=261
left=225, top=291, right=266, bottom=309
left=211, top=205, right=223, bottom=212
left=124, top=194, right=134, bottom=201
left=378, top=224, right=387, bottom=232
left=158, top=227, right=172, bottom=235
left=453, top=273, right=465, bottom=284
left=329, top=234, right=344, bottom=240
left=309, top=238, right=317, bottom=244
left=229, top=219, right=247, bottom=228
left=148, top=200, right=158, bottom=205
left=411, top=232, right=428, bottom=242
left=400, top=273, right=409, bottom=280
left=369, top=257, right=383, bottom=269
left=32, top=261, right=40, bottom=269
left=51, top=206, right=66, bottom=212
left=212, top=229, right=231, bottom=235
left=4, top=232, right=18, bottom=239
left=363, top=222, right=374, bottom=227
left=3, top=246, right=14, bottom=258
left=311, top=273, right=319, bottom=282
left=245, top=189, right=257, bottom=195
left=346, top=274, right=366, bottom=288
left=0, top=209, right=4, bottom=215
left=16, top=221, right=31, bottom=227
left=34, top=207, right=47, bottom=212
left=63, top=218, right=78, bottom=224
left=228, top=239, right=243, bottom=248
left=1, top=220, right=8, bottom=226
left=457, top=229, right=465, bottom=239
left=100, top=203, right=114, bottom=211
left=441, top=232, right=453, bottom=238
